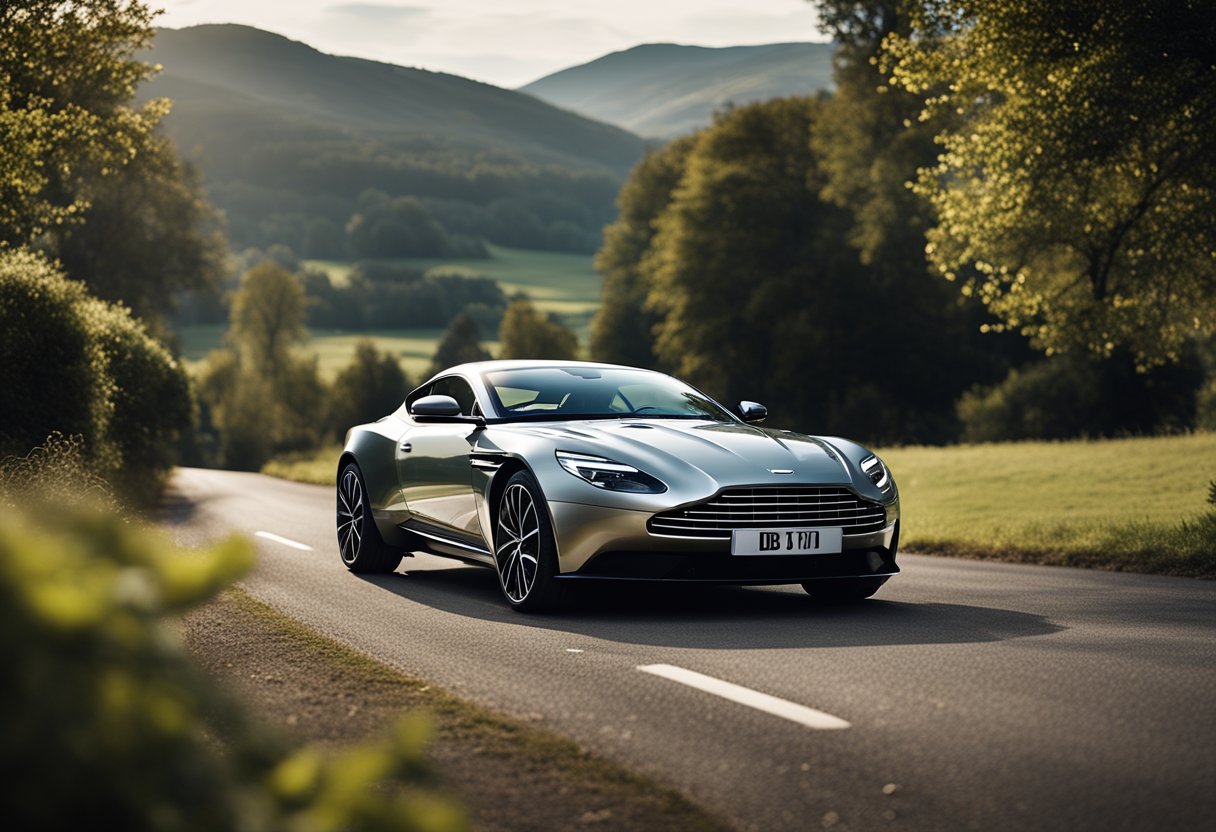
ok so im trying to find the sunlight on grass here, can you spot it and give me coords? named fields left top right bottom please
left=879, top=433, right=1216, bottom=575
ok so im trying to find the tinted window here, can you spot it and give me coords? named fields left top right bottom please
left=483, top=367, right=733, bottom=421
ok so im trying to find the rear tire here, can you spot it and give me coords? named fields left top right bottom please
left=494, top=469, right=565, bottom=612
left=801, top=577, right=887, bottom=603
left=337, top=462, right=402, bottom=574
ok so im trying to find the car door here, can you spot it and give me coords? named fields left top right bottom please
left=397, top=376, right=485, bottom=542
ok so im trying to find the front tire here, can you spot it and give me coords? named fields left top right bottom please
left=494, top=469, right=564, bottom=612
left=801, top=577, right=887, bottom=603
left=337, top=463, right=402, bottom=574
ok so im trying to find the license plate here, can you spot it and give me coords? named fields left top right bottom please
left=731, top=527, right=843, bottom=556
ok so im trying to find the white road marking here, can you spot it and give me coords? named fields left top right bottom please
left=255, top=531, right=314, bottom=551
left=566, top=648, right=584, bottom=653
left=637, top=664, right=850, bottom=730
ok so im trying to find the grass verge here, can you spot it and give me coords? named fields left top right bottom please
left=261, top=446, right=343, bottom=486
left=183, top=588, right=728, bottom=832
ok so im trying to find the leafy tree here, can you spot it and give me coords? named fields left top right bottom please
left=0, top=1, right=224, bottom=324
left=197, top=261, right=326, bottom=469
left=328, top=341, right=411, bottom=437
left=230, top=261, right=311, bottom=375
left=54, top=144, right=226, bottom=326
left=429, top=312, right=490, bottom=377
left=498, top=298, right=578, bottom=361
left=887, top=0, right=1216, bottom=367
left=590, top=136, right=696, bottom=369
left=0, top=0, right=160, bottom=243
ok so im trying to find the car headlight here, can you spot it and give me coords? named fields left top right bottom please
left=555, top=451, right=667, bottom=493
left=860, top=454, right=891, bottom=489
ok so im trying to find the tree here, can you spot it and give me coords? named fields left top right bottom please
left=590, top=136, right=696, bottom=369
left=497, top=299, right=578, bottom=361
left=53, top=137, right=226, bottom=327
left=229, top=261, right=311, bottom=375
left=888, top=0, right=1216, bottom=367
left=0, top=0, right=160, bottom=243
left=0, top=1, right=224, bottom=325
left=328, top=341, right=411, bottom=437
left=429, top=313, right=490, bottom=377
left=196, top=261, right=325, bottom=469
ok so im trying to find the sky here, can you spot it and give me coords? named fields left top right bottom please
left=155, top=1, right=828, bottom=88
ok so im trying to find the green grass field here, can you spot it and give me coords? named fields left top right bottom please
left=877, top=433, right=1216, bottom=576
left=177, top=245, right=598, bottom=380
left=263, top=433, right=1216, bottom=577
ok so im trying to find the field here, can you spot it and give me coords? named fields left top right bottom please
left=877, top=432, right=1216, bottom=576
left=264, top=433, right=1216, bottom=577
left=176, top=245, right=598, bottom=379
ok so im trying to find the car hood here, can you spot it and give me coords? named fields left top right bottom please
left=498, top=418, right=851, bottom=488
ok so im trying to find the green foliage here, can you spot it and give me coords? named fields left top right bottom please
left=957, top=351, right=1203, bottom=442
left=328, top=341, right=411, bottom=437
left=0, top=1, right=224, bottom=326
left=0, top=493, right=465, bottom=832
left=304, top=263, right=507, bottom=332
left=0, top=249, right=191, bottom=504
left=196, top=261, right=326, bottom=469
left=591, top=137, right=696, bottom=370
left=0, top=248, right=111, bottom=459
left=887, top=0, right=1216, bottom=367
left=0, top=432, right=115, bottom=509
left=89, top=299, right=194, bottom=505
left=230, top=261, right=311, bottom=373
left=0, top=0, right=161, bottom=243
left=429, top=313, right=491, bottom=377
left=52, top=133, right=226, bottom=325
left=497, top=298, right=578, bottom=361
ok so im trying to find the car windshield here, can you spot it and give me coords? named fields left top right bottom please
left=483, top=366, right=735, bottom=421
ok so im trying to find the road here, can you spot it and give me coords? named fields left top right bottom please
left=162, top=467, right=1216, bottom=832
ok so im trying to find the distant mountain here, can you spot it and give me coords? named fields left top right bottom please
left=519, top=42, right=836, bottom=139
left=141, top=25, right=645, bottom=256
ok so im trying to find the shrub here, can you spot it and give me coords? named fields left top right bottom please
left=0, top=249, right=111, bottom=462
left=0, top=498, right=464, bottom=832
left=0, top=249, right=192, bottom=505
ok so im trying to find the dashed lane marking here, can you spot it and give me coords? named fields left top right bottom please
left=637, top=664, right=850, bottom=730
left=255, top=531, right=314, bottom=551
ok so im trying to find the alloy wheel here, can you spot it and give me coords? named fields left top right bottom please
left=496, top=482, right=540, bottom=603
left=337, top=468, right=364, bottom=563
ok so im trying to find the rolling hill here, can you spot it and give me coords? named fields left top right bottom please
left=141, top=25, right=645, bottom=255
left=519, top=42, right=836, bottom=138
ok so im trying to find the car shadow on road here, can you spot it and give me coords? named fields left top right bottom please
left=357, top=564, right=1063, bottom=649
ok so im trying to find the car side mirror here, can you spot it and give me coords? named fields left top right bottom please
left=738, top=401, right=767, bottom=423
left=410, top=394, right=462, bottom=418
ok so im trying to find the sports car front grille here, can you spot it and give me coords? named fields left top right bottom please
left=647, top=486, right=888, bottom=539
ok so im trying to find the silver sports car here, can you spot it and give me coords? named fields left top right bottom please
left=336, top=360, right=900, bottom=611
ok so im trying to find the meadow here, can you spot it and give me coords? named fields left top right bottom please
left=176, top=245, right=597, bottom=379
left=264, top=433, right=1216, bottom=578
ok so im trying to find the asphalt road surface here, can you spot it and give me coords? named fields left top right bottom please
left=162, top=467, right=1216, bottom=832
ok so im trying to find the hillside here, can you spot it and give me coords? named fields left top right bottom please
left=142, top=25, right=645, bottom=255
left=519, top=42, right=835, bottom=138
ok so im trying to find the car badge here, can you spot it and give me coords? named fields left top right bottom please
left=769, top=468, right=794, bottom=474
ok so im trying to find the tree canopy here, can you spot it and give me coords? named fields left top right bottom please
left=498, top=299, right=578, bottom=361
left=887, top=0, right=1216, bottom=367
left=0, top=0, right=224, bottom=324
